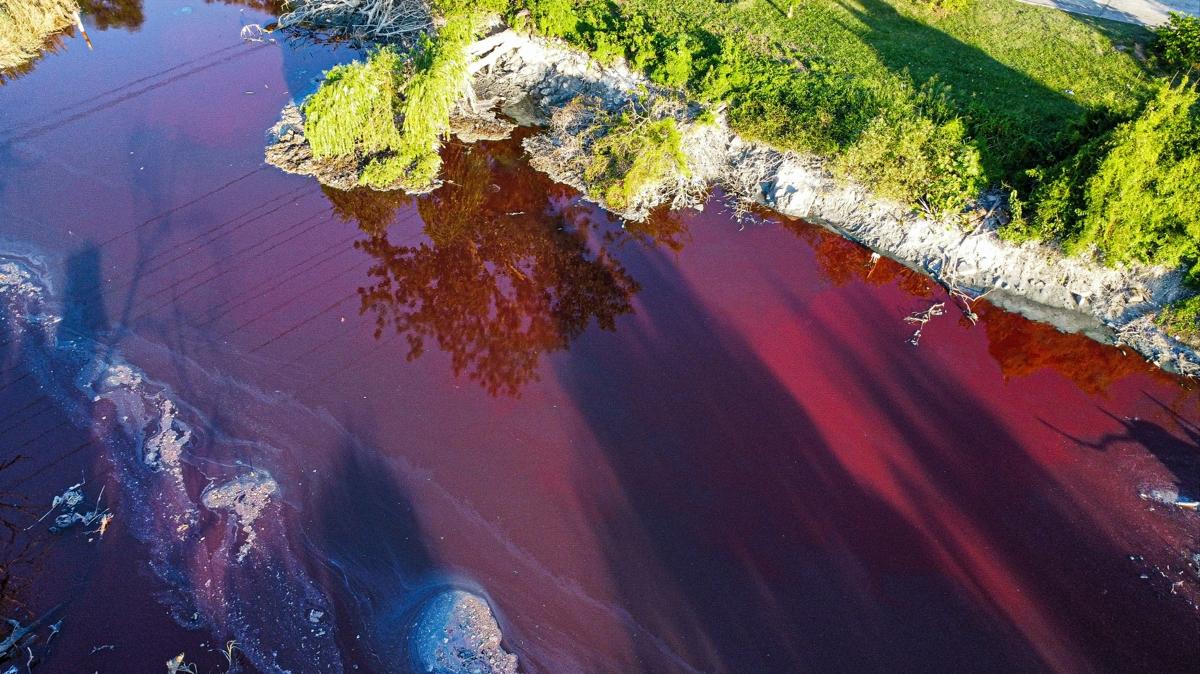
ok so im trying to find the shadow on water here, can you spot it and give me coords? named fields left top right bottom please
left=305, top=423, right=441, bottom=672
left=554, top=239, right=1200, bottom=672
left=1046, top=395, right=1200, bottom=498
left=0, top=246, right=111, bottom=664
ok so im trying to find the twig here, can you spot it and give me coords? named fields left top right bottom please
left=904, top=301, right=946, bottom=346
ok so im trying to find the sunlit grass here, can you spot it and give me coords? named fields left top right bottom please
left=0, top=0, right=78, bottom=72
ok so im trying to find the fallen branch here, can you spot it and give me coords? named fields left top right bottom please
left=905, top=301, right=946, bottom=346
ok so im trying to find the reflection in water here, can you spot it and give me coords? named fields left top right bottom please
left=341, top=139, right=640, bottom=396
left=787, top=219, right=1176, bottom=394
left=974, top=303, right=1175, bottom=394
left=323, top=184, right=412, bottom=237
left=0, top=462, right=41, bottom=620
left=786, top=219, right=936, bottom=298
left=79, top=0, right=144, bottom=30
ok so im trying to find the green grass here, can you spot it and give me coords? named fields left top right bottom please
left=512, top=0, right=1158, bottom=213
left=1157, top=294, right=1200, bottom=344
left=0, top=0, right=78, bottom=72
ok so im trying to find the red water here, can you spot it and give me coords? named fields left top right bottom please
left=1, top=3, right=1198, bottom=672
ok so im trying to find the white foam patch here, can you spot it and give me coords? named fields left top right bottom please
left=0, top=252, right=344, bottom=673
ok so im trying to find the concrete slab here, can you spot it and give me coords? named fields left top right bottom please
left=1016, top=0, right=1199, bottom=26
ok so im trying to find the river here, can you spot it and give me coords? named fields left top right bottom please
left=0, top=2, right=1197, bottom=672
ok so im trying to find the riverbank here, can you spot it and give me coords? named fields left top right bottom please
left=266, top=24, right=1200, bottom=376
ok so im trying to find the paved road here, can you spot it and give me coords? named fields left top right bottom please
left=1017, top=0, right=1199, bottom=26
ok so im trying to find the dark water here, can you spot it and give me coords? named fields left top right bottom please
left=1, top=2, right=1198, bottom=672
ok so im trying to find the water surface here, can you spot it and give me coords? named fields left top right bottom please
left=1, top=3, right=1198, bottom=672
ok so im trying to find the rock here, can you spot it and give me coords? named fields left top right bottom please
left=264, top=103, right=360, bottom=191
left=409, top=590, right=518, bottom=674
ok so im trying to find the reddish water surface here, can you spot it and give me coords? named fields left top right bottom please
left=1, top=3, right=1198, bottom=672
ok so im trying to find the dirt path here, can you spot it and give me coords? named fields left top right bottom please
left=1017, top=0, right=1198, bottom=26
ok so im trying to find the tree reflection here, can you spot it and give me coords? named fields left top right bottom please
left=79, top=0, right=144, bottom=30
left=788, top=218, right=1174, bottom=393
left=343, top=139, right=640, bottom=397
left=974, top=303, right=1174, bottom=394
left=786, top=219, right=936, bottom=298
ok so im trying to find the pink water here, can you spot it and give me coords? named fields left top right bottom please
left=0, top=3, right=1198, bottom=672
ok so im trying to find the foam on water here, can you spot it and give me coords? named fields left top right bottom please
left=0, top=251, right=344, bottom=673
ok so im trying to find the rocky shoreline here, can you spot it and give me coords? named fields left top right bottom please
left=266, top=25, right=1200, bottom=377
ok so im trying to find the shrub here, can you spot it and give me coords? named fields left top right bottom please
left=1153, top=12, right=1200, bottom=73
left=302, top=5, right=480, bottom=190
left=363, top=11, right=475, bottom=189
left=836, top=79, right=984, bottom=214
left=1007, top=80, right=1200, bottom=277
left=654, top=33, right=695, bottom=88
left=528, top=0, right=578, bottom=38
left=1157, top=294, right=1200, bottom=343
left=303, top=46, right=406, bottom=160
left=582, top=108, right=690, bottom=212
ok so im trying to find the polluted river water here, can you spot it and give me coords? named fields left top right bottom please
left=0, top=2, right=1198, bottom=672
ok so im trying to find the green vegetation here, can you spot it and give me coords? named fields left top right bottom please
left=1005, top=81, right=1200, bottom=278
left=360, top=11, right=474, bottom=188
left=304, top=46, right=406, bottom=160
left=1153, top=12, right=1200, bottom=74
left=919, top=0, right=969, bottom=13
left=582, top=106, right=690, bottom=212
left=299, top=0, right=1200, bottom=322
left=1157, top=294, right=1200, bottom=343
left=508, top=0, right=1156, bottom=215
left=302, top=0, right=502, bottom=190
left=0, top=0, right=78, bottom=71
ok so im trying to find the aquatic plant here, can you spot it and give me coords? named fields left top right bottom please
left=0, top=0, right=78, bottom=71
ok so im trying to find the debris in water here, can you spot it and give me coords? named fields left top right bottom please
left=200, top=471, right=279, bottom=562
left=904, top=301, right=946, bottom=346
left=1140, top=485, right=1200, bottom=510
left=166, top=652, right=197, bottom=674
left=240, top=24, right=265, bottom=42
left=37, top=481, right=111, bottom=536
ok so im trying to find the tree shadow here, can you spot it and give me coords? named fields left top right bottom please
left=554, top=242, right=1200, bottom=671
left=0, top=248, right=112, bottom=665
left=304, top=423, right=442, bottom=672
left=838, top=0, right=1097, bottom=176
left=1045, top=395, right=1200, bottom=497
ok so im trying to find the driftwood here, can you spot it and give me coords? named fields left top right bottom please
left=0, top=603, right=64, bottom=662
left=904, top=301, right=946, bottom=346
left=278, top=0, right=432, bottom=42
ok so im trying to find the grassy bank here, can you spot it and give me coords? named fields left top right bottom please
left=0, top=0, right=78, bottom=72
left=511, top=0, right=1164, bottom=209
left=291, top=0, right=1199, bottom=301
